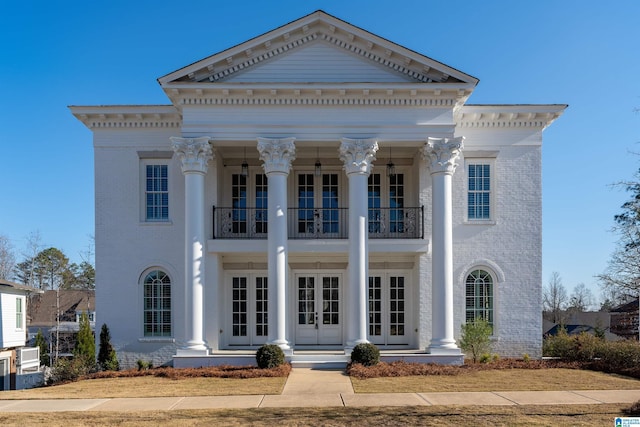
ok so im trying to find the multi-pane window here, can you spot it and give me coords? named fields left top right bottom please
left=16, top=298, right=23, bottom=329
left=145, top=165, right=168, bottom=221
left=232, top=277, right=247, bottom=337
left=255, top=277, right=268, bottom=337
left=368, top=276, right=382, bottom=336
left=389, top=276, right=405, bottom=336
left=232, top=174, right=247, bottom=233
left=298, top=276, right=315, bottom=325
left=298, top=174, right=315, bottom=234
left=368, top=174, right=382, bottom=233
left=389, top=174, right=404, bottom=233
left=143, top=270, right=171, bottom=337
left=465, top=269, right=494, bottom=327
left=322, top=276, right=339, bottom=325
left=322, top=174, right=339, bottom=234
left=468, top=163, right=491, bottom=220
left=255, top=174, right=268, bottom=234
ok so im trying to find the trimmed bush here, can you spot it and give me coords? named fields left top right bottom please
left=256, top=344, right=285, bottom=369
left=351, top=343, right=380, bottom=366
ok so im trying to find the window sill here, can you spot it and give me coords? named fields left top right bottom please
left=140, top=220, right=173, bottom=226
left=138, top=337, right=175, bottom=343
left=464, top=220, right=496, bottom=226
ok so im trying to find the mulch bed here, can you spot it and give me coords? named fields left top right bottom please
left=347, top=359, right=584, bottom=379
left=86, top=363, right=291, bottom=380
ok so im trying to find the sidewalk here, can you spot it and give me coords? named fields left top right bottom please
left=1, top=368, right=640, bottom=412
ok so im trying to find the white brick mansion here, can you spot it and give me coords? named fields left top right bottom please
left=71, top=11, right=565, bottom=367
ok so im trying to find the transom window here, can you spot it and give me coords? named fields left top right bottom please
left=465, top=269, right=493, bottom=326
left=467, top=163, right=491, bottom=220
left=145, top=165, right=169, bottom=221
left=143, top=270, right=171, bottom=337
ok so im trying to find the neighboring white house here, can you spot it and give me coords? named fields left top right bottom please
left=71, top=10, right=565, bottom=368
left=0, top=280, right=42, bottom=390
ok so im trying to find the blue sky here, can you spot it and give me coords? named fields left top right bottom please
left=2, top=1, right=639, bottom=303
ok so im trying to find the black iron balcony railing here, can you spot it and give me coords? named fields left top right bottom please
left=212, top=206, right=424, bottom=240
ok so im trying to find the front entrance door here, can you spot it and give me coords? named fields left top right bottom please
left=295, top=274, right=342, bottom=345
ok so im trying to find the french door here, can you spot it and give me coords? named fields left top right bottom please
left=296, top=173, right=341, bottom=238
left=368, top=274, right=409, bottom=345
left=295, top=274, right=342, bottom=345
left=228, top=274, right=269, bottom=346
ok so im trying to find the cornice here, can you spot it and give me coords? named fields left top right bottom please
left=69, top=106, right=182, bottom=130
left=161, top=84, right=473, bottom=108
left=455, top=105, right=567, bottom=129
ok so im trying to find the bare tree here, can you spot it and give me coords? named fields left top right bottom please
left=22, top=231, right=43, bottom=288
left=0, top=234, right=16, bottom=280
left=543, top=271, right=568, bottom=323
left=567, top=283, right=595, bottom=313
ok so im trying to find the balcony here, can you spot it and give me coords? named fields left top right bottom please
left=212, top=206, right=423, bottom=240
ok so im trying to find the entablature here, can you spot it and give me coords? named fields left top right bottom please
left=456, top=104, right=567, bottom=130
left=69, top=105, right=181, bottom=130
left=162, top=83, right=474, bottom=108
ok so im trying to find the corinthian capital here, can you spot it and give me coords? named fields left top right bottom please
left=170, top=136, right=214, bottom=174
left=339, top=138, right=379, bottom=176
left=422, top=137, right=464, bottom=174
left=257, top=137, right=296, bottom=175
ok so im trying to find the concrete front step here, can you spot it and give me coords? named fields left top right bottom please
left=174, top=350, right=463, bottom=368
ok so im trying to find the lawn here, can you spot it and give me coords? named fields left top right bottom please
left=1, top=365, right=638, bottom=426
left=0, top=405, right=629, bottom=426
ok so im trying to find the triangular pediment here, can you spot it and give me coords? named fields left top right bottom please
left=158, top=10, right=478, bottom=87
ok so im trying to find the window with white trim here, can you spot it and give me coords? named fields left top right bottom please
left=465, top=269, right=494, bottom=327
left=16, top=297, right=23, bottom=329
left=145, top=164, right=169, bottom=221
left=143, top=270, right=171, bottom=337
left=467, top=162, right=491, bottom=220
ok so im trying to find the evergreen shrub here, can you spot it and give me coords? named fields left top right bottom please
left=351, top=343, right=380, bottom=366
left=256, top=344, right=285, bottom=368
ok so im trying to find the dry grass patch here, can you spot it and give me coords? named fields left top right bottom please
left=0, top=405, right=629, bottom=426
left=1, top=365, right=290, bottom=399
left=348, top=360, right=640, bottom=393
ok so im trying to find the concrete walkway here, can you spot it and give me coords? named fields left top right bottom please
left=1, top=368, right=640, bottom=412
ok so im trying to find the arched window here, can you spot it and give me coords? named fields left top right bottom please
left=465, top=269, right=493, bottom=326
left=143, top=270, right=171, bottom=337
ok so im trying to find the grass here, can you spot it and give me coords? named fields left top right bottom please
left=1, top=363, right=639, bottom=425
left=0, top=405, right=629, bottom=426
left=0, top=376, right=287, bottom=399
left=351, top=368, right=640, bottom=393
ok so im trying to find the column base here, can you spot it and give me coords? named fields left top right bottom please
left=175, top=347, right=210, bottom=357
left=427, top=339, right=462, bottom=356
left=269, top=339, right=293, bottom=355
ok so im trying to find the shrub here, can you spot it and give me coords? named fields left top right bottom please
left=74, top=312, right=96, bottom=371
left=459, top=318, right=492, bottom=363
left=49, top=357, right=92, bottom=385
left=136, top=359, right=153, bottom=371
left=522, top=353, right=530, bottom=363
left=34, top=329, right=50, bottom=367
left=256, top=344, right=285, bottom=369
left=479, top=353, right=492, bottom=364
left=351, top=343, right=380, bottom=366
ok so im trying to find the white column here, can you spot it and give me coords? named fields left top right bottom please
left=422, top=136, right=464, bottom=355
left=339, top=138, right=378, bottom=351
left=171, top=136, right=213, bottom=355
left=257, top=137, right=296, bottom=352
